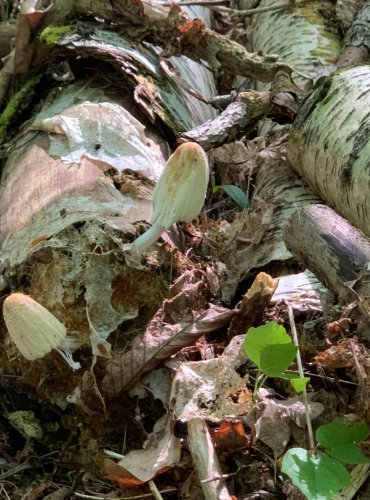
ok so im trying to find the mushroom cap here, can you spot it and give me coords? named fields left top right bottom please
left=3, top=293, right=67, bottom=361
left=151, top=142, right=209, bottom=228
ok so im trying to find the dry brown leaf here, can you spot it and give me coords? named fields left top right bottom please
left=104, top=413, right=181, bottom=484
left=254, top=397, right=324, bottom=457
left=104, top=459, right=144, bottom=486
left=102, top=271, right=235, bottom=398
left=67, top=371, right=106, bottom=416
left=313, top=338, right=367, bottom=369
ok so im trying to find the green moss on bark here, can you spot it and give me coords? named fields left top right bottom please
left=0, top=75, right=42, bottom=143
left=40, top=26, right=75, bottom=46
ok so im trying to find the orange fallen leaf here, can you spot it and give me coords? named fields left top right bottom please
left=104, top=458, right=143, bottom=486
left=211, top=418, right=249, bottom=451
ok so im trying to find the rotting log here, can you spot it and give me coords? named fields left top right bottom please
left=337, top=0, right=370, bottom=67
left=247, top=0, right=341, bottom=86
left=287, top=66, right=370, bottom=241
left=70, top=0, right=293, bottom=83
left=0, top=6, right=217, bottom=402
left=283, top=204, right=370, bottom=309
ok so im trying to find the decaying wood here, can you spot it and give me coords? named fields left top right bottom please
left=71, top=0, right=293, bottom=82
left=337, top=0, right=370, bottom=67
left=2, top=0, right=370, bottom=496
left=336, top=0, right=365, bottom=31
left=181, top=84, right=300, bottom=148
left=271, top=270, right=327, bottom=313
left=227, top=272, right=278, bottom=339
left=181, top=91, right=271, bottom=148
left=248, top=0, right=341, bottom=86
left=283, top=204, right=370, bottom=306
left=288, top=66, right=370, bottom=240
left=0, top=49, right=14, bottom=109
left=187, top=418, right=232, bottom=500
left=216, top=0, right=313, bottom=18
left=0, top=22, right=16, bottom=58
left=333, top=464, right=370, bottom=499
left=210, top=156, right=321, bottom=303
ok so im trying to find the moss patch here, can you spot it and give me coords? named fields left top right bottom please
left=0, top=75, right=42, bottom=143
left=40, top=25, right=75, bottom=46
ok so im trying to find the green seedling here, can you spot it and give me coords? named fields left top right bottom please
left=243, top=321, right=309, bottom=398
left=282, top=418, right=370, bottom=499
left=211, top=174, right=249, bottom=209
left=243, top=321, right=370, bottom=499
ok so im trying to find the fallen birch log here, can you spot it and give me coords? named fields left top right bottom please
left=288, top=66, right=370, bottom=240
left=283, top=204, right=370, bottom=307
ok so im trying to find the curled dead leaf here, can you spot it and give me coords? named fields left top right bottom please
left=102, top=271, right=235, bottom=398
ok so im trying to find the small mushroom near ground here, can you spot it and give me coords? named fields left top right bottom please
left=3, top=293, right=81, bottom=370
left=126, top=142, right=209, bottom=263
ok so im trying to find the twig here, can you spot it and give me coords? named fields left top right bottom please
left=208, top=0, right=314, bottom=17
left=74, top=488, right=178, bottom=499
left=287, top=304, right=315, bottom=450
left=349, top=338, right=367, bottom=387
left=167, top=0, right=228, bottom=5
left=286, top=370, right=358, bottom=387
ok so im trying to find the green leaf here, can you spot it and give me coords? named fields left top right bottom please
left=259, top=343, right=297, bottom=377
left=244, top=322, right=297, bottom=376
left=317, top=418, right=369, bottom=447
left=284, top=374, right=310, bottom=393
left=221, top=184, right=250, bottom=209
left=326, top=444, right=370, bottom=464
left=317, top=418, right=370, bottom=464
left=282, top=448, right=350, bottom=499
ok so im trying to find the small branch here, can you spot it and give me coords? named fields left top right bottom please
left=170, top=0, right=228, bottom=5
left=208, top=0, right=314, bottom=17
left=181, top=90, right=271, bottom=148
left=75, top=489, right=178, bottom=499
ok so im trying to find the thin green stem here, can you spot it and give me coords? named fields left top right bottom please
left=287, top=304, right=315, bottom=450
left=149, top=480, right=165, bottom=500
left=253, top=370, right=268, bottom=401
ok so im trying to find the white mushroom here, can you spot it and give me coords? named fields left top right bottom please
left=3, top=293, right=81, bottom=370
left=128, top=142, right=209, bottom=258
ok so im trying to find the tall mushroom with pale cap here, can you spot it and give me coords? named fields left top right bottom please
left=3, top=293, right=81, bottom=370
left=127, top=142, right=209, bottom=260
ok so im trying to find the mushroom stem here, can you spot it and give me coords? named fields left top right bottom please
left=57, top=346, right=81, bottom=370
left=130, top=223, right=165, bottom=256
